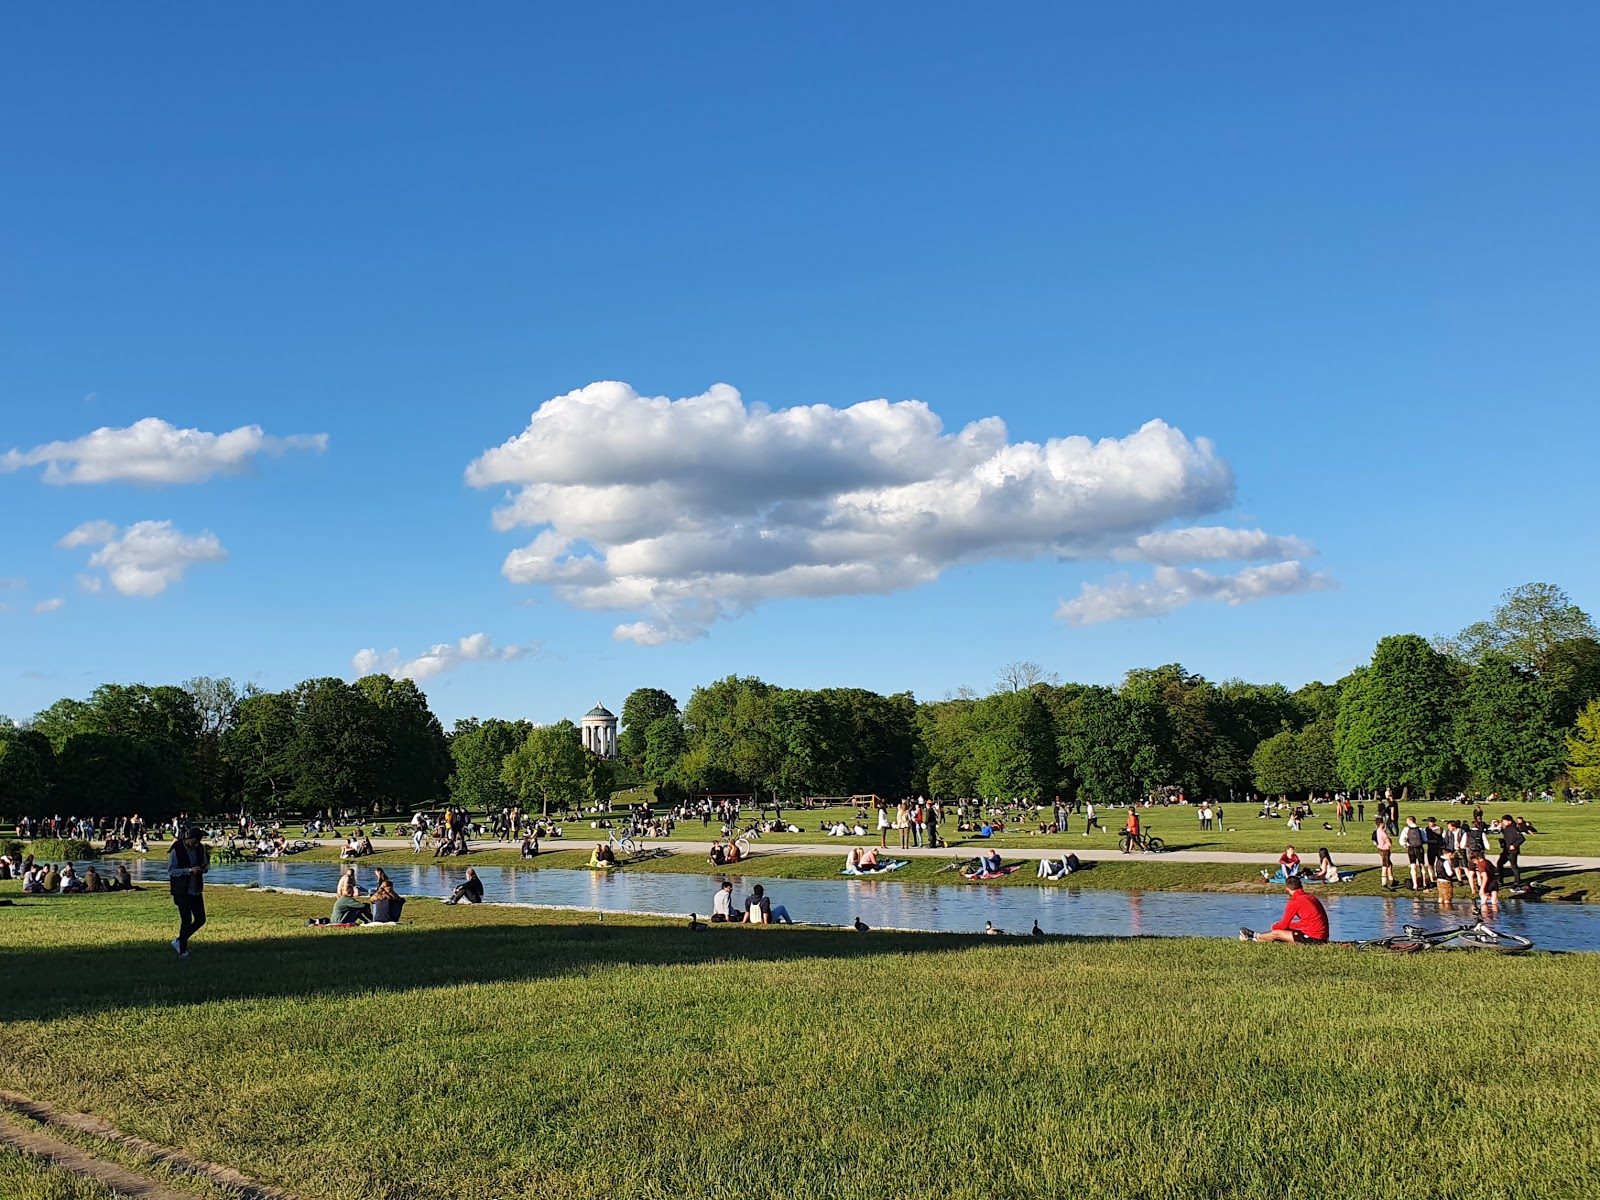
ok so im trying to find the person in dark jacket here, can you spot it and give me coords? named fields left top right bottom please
left=1496, top=816, right=1525, bottom=887
left=445, top=867, right=484, bottom=905
left=168, top=827, right=210, bottom=957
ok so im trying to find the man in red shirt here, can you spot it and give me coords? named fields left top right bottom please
left=1241, top=877, right=1329, bottom=944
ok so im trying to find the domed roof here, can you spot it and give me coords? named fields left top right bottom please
left=583, top=702, right=615, bottom=720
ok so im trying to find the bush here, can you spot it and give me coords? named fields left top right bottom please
left=2, top=840, right=22, bottom=861
left=24, top=838, right=98, bottom=862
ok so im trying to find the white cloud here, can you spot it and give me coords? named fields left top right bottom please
left=0, top=577, right=25, bottom=590
left=1056, top=561, right=1336, bottom=626
left=3, top=417, right=327, bottom=485
left=1112, top=526, right=1313, bottom=565
left=62, top=520, right=228, bottom=596
left=468, top=381, right=1272, bottom=643
left=33, top=597, right=66, bottom=614
left=75, top=574, right=103, bottom=593
left=352, top=633, right=539, bottom=683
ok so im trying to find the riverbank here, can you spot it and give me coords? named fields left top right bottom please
left=2, top=885, right=1597, bottom=1200
left=132, top=841, right=1600, bottom=903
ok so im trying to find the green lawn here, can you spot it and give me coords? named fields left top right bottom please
left=0, top=1145, right=124, bottom=1200
left=2, top=885, right=1597, bottom=1200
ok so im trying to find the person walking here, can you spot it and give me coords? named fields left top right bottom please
left=1496, top=815, right=1525, bottom=888
left=168, top=826, right=209, bottom=958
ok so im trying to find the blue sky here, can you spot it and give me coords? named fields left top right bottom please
left=3, top=4, right=1597, bottom=727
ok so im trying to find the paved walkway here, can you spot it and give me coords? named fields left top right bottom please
left=352, top=836, right=1600, bottom=871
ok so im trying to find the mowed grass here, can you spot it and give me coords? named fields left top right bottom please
left=2, top=886, right=1598, bottom=1200
left=0, top=1144, right=125, bottom=1200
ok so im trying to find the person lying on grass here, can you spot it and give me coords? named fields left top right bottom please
left=1241, top=877, right=1329, bottom=944
left=1036, top=852, right=1081, bottom=880
left=970, top=849, right=1003, bottom=876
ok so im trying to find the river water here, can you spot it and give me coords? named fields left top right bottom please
left=122, top=858, right=1599, bottom=950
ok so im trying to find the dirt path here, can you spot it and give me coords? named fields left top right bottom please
left=0, top=1091, right=304, bottom=1200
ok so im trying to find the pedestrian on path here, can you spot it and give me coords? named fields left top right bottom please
left=168, top=827, right=209, bottom=958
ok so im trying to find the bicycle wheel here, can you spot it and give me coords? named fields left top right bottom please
left=1146, top=837, right=1165, bottom=853
left=1118, top=834, right=1133, bottom=853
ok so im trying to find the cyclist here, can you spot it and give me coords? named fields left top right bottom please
left=1240, top=877, right=1329, bottom=944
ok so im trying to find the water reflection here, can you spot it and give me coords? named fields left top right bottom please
left=122, top=859, right=1598, bottom=950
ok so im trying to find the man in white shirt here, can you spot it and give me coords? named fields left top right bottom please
left=710, top=880, right=736, bottom=922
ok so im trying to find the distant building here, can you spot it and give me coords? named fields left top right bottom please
left=580, top=702, right=618, bottom=759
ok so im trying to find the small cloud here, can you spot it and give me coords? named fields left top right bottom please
left=1057, top=561, right=1337, bottom=626
left=33, top=597, right=66, bottom=614
left=75, top=574, right=102, bottom=593
left=1111, top=526, right=1313, bottom=565
left=351, top=632, right=540, bottom=684
left=61, top=520, right=228, bottom=596
left=4, top=417, right=328, bottom=485
left=0, top=577, right=25, bottom=590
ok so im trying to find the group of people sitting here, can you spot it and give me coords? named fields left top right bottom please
left=697, top=879, right=792, bottom=925
left=323, top=866, right=404, bottom=924
left=1262, top=844, right=1346, bottom=884
left=707, top=839, right=747, bottom=866
left=6, top=854, right=135, bottom=894
left=842, top=846, right=886, bottom=873
left=825, top=820, right=871, bottom=837
left=339, top=832, right=376, bottom=859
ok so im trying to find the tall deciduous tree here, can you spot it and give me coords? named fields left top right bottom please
left=617, top=688, right=679, bottom=767
left=1568, top=700, right=1600, bottom=793
left=1336, top=636, right=1463, bottom=797
left=224, top=689, right=298, bottom=813
left=501, top=720, right=587, bottom=816
left=1456, top=655, right=1566, bottom=790
left=0, top=728, right=53, bottom=818
left=448, top=717, right=532, bottom=812
left=355, top=675, right=450, bottom=811
left=1449, top=582, right=1597, bottom=672
left=288, top=678, right=382, bottom=814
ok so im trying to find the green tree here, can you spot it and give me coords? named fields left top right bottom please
left=1568, top=700, right=1600, bottom=793
left=288, top=678, right=383, bottom=814
left=223, top=689, right=298, bottom=813
left=355, top=675, right=450, bottom=811
left=1296, top=720, right=1341, bottom=794
left=0, top=728, right=53, bottom=818
left=617, top=688, right=679, bottom=767
left=1251, top=730, right=1300, bottom=797
left=447, top=717, right=532, bottom=812
left=642, top=714, right=687, bottom=785
left=1335, top=636, right=1463, bottom=797
left=184, top=676, right=241, bottom=815
left=1449, top=582, right=1597, bottom=672
left=501, top=720, right=587, bottom=816
left=1456, top=655, right=1566, bottom=790
left=969, top=689, right=1057, bottom=799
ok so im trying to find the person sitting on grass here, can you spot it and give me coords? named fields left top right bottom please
left=115, top=862, right=133, bottom=891
left=520, top=833, right=540, bottom=859
left=710, top=880, right=737, bottom=922
left=83, top=866, right=104, bottom=893
left=971, top=848, right=1003, bottom=876
left=1240, top=877, right=1329, bottom=944
left=1278, top=846, right=1302, bottom=878
left=59, top=864, right=85, bottom=893
left=1313, top=847, right=1341, bottom=883
left=744, top=884, right=793, bottom=924
left=725, top=839, right=744, bottom=865
left=589, top=842, right=617, bottom=869
left=370, top=869, right=403, bottom=923
left=445, top=867, right=484, bottom=905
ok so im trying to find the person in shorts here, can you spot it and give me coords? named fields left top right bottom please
left=1241, top=877, right=1329, bottom=944
left=1372, top=818, right=1394, bottom=889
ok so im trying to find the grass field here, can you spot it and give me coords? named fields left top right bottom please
left=2, top=885, right=1597, bottom=1200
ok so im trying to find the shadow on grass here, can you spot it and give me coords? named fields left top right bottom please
left=0, top=912, right=1096, bottom=1024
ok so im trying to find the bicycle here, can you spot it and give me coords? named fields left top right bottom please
left=1118, top=827, right=1166, bottom=854
left=1348, top=907, right=1534, bottom=954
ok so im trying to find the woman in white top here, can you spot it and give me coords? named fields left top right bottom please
left=876, top=802, right=890, bottom=849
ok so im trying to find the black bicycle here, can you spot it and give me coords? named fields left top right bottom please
left=1118, top=827, right=1166, bottom=854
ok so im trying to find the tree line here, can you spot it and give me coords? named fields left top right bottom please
left=3, top=583, right=1600, bottom=821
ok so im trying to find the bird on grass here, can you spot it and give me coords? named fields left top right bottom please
left=688, top=912, right=705, bottom=931
left=852, top=916, right=869, bottom=932
left=1031, top=920, right=1044, bottom=937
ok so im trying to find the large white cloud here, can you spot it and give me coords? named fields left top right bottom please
left=1057, top=561, right=1336, bottom=626
left=3, top=418, right=327, bottom=485
left=352, top=633, right=539, bottom=683
left=468, top=382, right=1321, bottom=643
left=60, top=520, right=228, bottom=596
